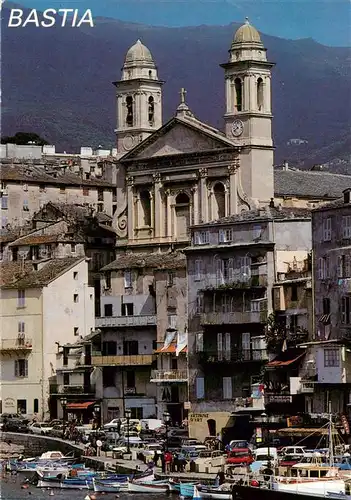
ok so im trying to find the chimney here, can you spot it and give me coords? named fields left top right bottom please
left=343, top=189, right=351, bottom=204
left=283, top=160, right=289, bottom=171
left=269, top=198, right=275, bottom=208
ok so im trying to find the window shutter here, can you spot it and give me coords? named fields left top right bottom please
left=196, top=332, right=204, bottom=352
left=217, top=332, right=223, bottom=361
left=242, top=332, right=251, bottom=360
left=219, top=230, right=225, bottom=243
left=24, top=360, right=28, bottom=377
left=325, top=257, right=330, bottom=278
left=338, top=255, right=344, bottom=278
left=15, top=360, right=19, bottom=377
left=224, top=332, right=231, bottom=360
left=124, top=270, right=132, bottom=288
left=196, top=377, right=205, bottom=399
left=195, top=259, right=203, bottom=281
left=216, top=259, right=222, bottom=285
left=223, top=377, right=232, bottom=400
left=346, top=256, right=351, bottom=278
left=228, top=258, right=234, bottom=281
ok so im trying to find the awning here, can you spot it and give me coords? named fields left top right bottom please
left=276, top=427, right=333, bottom=437
left=66, top=401, right=96, bottom=410
left=155, top=345, right=187, bottom=354
left=266, top=351, right=305, bottom=368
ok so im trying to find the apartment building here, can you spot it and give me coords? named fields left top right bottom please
left=299, top=189, right=351, bottom=420
left=0, top=257, right=94, bottom=419
left=0, top=161, right=116, bottom=228
left=185, top=205, right=312, bottom=441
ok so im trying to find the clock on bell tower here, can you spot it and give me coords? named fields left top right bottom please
left=220, top=18, right=275, bottom=205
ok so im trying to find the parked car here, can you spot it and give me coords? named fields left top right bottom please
left=49, top=424, right=65, bottom=439
left=226, top=447, right=254, bottom=466
left=29, top=422, right=53, bottom=435
left=3, top=418, right=30, bottom=433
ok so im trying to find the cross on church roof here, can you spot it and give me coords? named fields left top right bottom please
left=179, top=87, right=187, bottom=104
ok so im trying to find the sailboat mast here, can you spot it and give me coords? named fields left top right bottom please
left=328, top=400, right=334, bottom=467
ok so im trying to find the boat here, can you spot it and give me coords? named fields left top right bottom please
left=92, top=478, right=121, bottom=493
left=180, top=482, right=197, bottom=498
left=37, top=477, right=90, bottom=489
left=127, top=479, right=169, bottom=493
left=197, top=483, right=233, bottom=499
left=24, top=451, right=75, bottom=462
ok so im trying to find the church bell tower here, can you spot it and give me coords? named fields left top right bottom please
left=113, top=40, right=164, bottom=154
left=221, top=19, right=275, bottom=204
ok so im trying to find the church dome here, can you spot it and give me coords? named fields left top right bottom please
left=233, top=19, right=262, bottom=44
left=125, top=39, right=154, bottom=64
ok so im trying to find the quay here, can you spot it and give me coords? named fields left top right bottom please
left=0, top=432, right=220, bottom=483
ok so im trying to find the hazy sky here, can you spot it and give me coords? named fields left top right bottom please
left=6, top=0, right=351, bottom=47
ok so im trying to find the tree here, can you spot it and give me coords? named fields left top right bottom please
left=264, top=312, right=287, bottom=352
left=1, top=132, right=49, bottom=146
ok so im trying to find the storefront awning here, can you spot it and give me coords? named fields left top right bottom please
left=266, top=351, right=305, bottom=368
left=276, top=427, right=333, bottom=437
left=155, top=345, right=187, bottom=354
left=66, top=401, right=95, bottom=410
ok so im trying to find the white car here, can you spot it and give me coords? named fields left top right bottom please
left=29, top=422, right=53, bottom=435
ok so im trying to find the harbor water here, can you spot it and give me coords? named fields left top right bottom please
left=0, top=475, right=169, bottom=500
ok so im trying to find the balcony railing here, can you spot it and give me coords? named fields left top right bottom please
left=96, top=315, right=157, bottom=328
left=150, top=370, right=188, bottom=383
left=201, top=311, right=266, bottom=325
left=199, top=349, right=268, bottom=363
left=91, top=354, right=154, bottom=366
left=201, top=274, right=268, bottom=291
left=0, top=338, right=33, bottom=351
left=50, top=385, right=95, bottom=395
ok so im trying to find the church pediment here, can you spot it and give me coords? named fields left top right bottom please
left=121, top=117, right=236, bottom=161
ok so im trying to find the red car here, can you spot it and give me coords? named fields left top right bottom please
left=226, top=448, right=254, bottom=465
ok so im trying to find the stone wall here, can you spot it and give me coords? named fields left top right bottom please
left=0, top=432, right=84, bottom=458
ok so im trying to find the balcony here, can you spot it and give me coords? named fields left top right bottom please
left=150, top=370, right=188, bottom=383
left=199, top=349, right=268, bottom=363
left=201, top=274, right=268, bottom=292
left=0, top=338, right=33, bottom=353
left=96, top=315, right=157, bottom=328
left=201, top=311, right=266, bottom=325
left=264, top=393, right=293, bottom=404
left=50, top=384, right=95, bottom=395
left=91, top=354, right=155, bottom=366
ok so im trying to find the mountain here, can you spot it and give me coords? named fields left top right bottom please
left=2, top=3, right=351, bottom=170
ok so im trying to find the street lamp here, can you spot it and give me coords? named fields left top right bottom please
left=163, top=411, right=171, bottom=451
left=125, top=408, right=131, bottom=454
left=60, top=397, right=67, bottom=439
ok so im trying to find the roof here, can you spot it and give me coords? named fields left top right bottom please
left=9, top=234, right=59, bottom=247
left=66, top=401, right=96, bottom=410
left=312, top=196, right=351, bottom=212
left=266, top=351, right=305, bottom=368
left=274, top=169, right=351, bottom=200
left=1, top=257, right=84, bottom=288
left=195, top=206, right=311, bottom=227
left=0, top=163, right=114, bottom=188
left=0, top=227, right=32, bottom=244
left=102, top=251, right=186, bottom=271
left=233, top=20, right=262, bottom=44
left=155, top=345, right=187, bottom=354
left=125, top=39, right=154, bottom=65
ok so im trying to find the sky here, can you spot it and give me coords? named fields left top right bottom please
left=5, top=0, right=351, bottom=47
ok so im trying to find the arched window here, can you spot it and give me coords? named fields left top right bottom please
left=257, top=77, right=264, bottom=110
left=126, top=96, right=133, bottom=126
left=235, top=78, right=242, bottom=112
left=213, top=183, right=226, bottom=219
left=148, top=70, right=152, bottom=78
left=148, top=96, right=154, bottom=123
left=140, top=190, right=151, bottom=226
left=175, top=193, right=190, bottom=239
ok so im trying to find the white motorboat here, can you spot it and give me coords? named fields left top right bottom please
left=37, top=477, right=89, bottom=489
left=36, top=466, right=70, bottom=478
left=197, top=483, right=233, bottom=499
left=127, top=479, right=169, bottom=493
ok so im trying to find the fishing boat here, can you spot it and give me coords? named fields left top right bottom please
left=197, top=483, right=233, bottom=499
left=127, top=479, right=169, bottom=493
left=92, top=478, right=121, bottom=493
left=180, top=482, right=197, bottom=498
left=37, top=476, right=90, bottom=489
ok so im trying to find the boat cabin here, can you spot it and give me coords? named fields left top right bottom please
left=290, top=464, right=340, bottom=479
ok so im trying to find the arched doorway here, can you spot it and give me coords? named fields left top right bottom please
left=175, top=192, right=190, bottom=239
left=213, top=183, right=226, bottom=219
